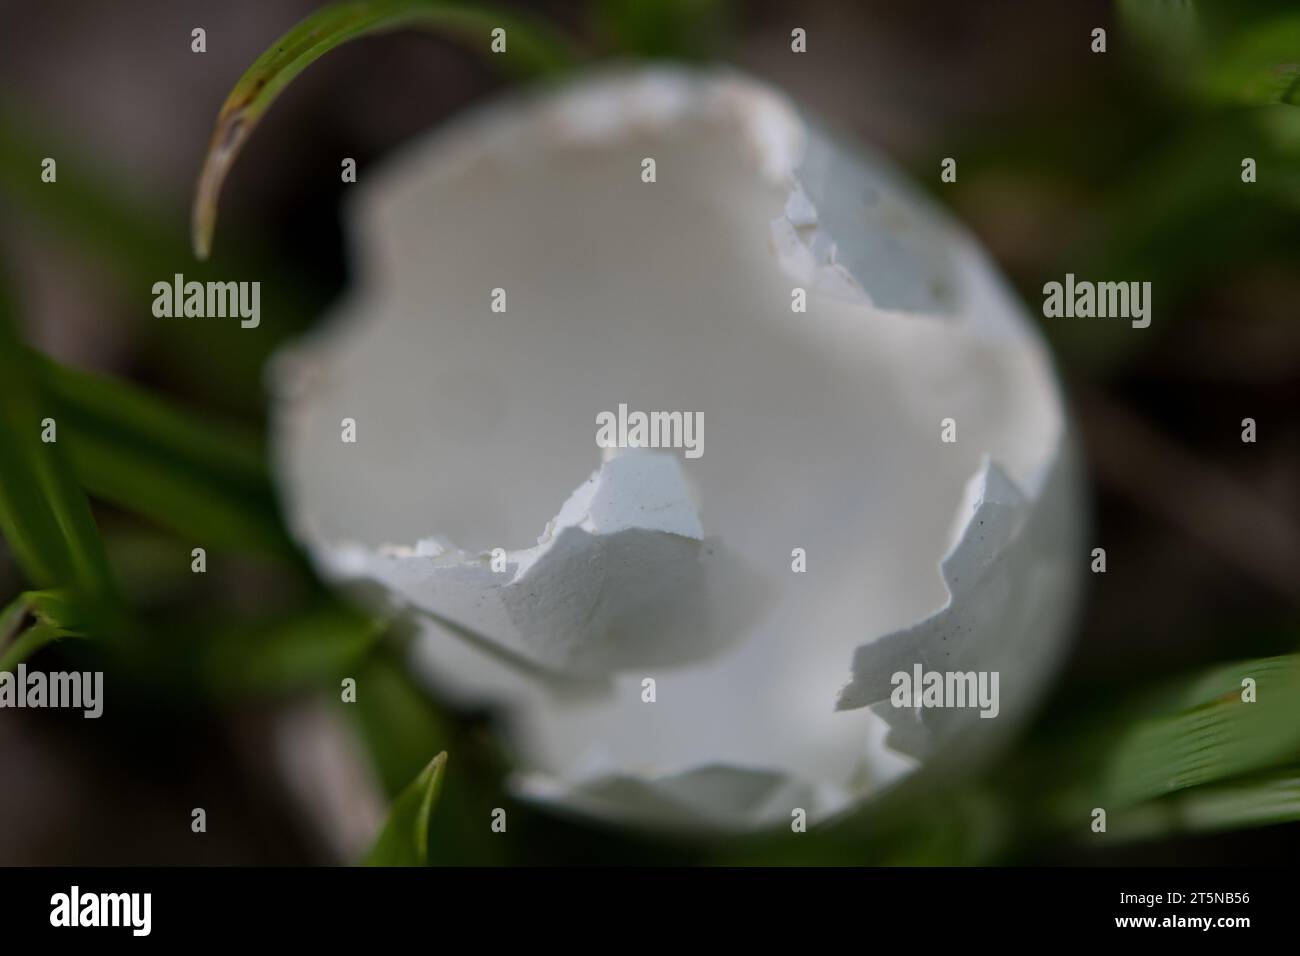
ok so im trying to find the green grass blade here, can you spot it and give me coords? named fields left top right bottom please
left=192, top=0, right=578, bottom=259
left=1108, top=767, right=1300, bottom=843
left=0, top=291, right=115, bottom=601
left=32, top=352, right=301, bottom=560
left=1101, top=655, right=1300, bottom=806
left=22, top=589, right=96, bottom=634
left=36, top=353, right=266, bottom=485
left=364, top=751, right=448, bottom=866
left=82, top=450, right=286, bottom=556
left=0, top=621, right=78, bottom=672
left=345, top=651, right=513, bottom=864
left=56, top=418, right=294, bottom=559
left=1007, top=653, right=1300, bottom=841
left=0, top=589, right=105, bottom=668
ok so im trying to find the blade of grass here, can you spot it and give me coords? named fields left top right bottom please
left=193, top=0, right=578, bottom=259
left=0, top=589, right=94, bottom=669
left=364, top=751, right=447, bottom=866
left=1107, top=767, right=1300, bottom=842
left=343, top=650, right=513, bottom=864
left=1100, top=655, right=1300, bottom=807
left=0, top=287, right=115, bottom=602
left=35, top=353, right=266, bottom=485
left=57, top=421, right=296, bottom=559
left=0, top=621, right=78, bottom=672
left=30, top=351, right=302, bottom=561
left=997, top=652, right=1300, bottom=844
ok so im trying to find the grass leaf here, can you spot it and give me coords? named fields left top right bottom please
left=0, top=621, right=77, bottom=672
left=1108, top=767, right=1300, bottom=842
left=0, top=289, right=116, bottom=602
left=193, top=0, right=578, bottom=259
left=36, top=353, right=266, bottom=483
left=1001, top=653, right=1300, bottom=842
left=364, top=751, right=448, bottom=866
left=0, top=588, right=96, bottom=668
left=34, top=352, right=302, bottom=561
left=1100, top=654, right=1300, bottom=806
left=345, top=651, right=514, bottom=864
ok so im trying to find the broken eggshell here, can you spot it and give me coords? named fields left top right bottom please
left=271, top=66, right=1083, bottom=832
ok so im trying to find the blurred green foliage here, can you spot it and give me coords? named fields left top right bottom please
left=912, top=1, right=1300, bottom=378
left=593, top=0, right=732, bottom=60
left=1121, top=0, right=1300, bottom=106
